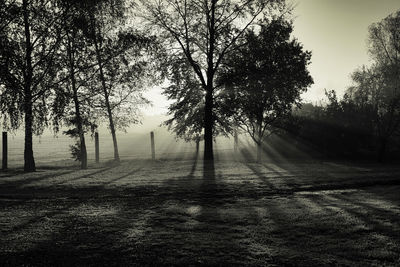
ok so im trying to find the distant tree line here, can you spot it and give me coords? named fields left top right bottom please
left=283, top=10, right=400, bottom=162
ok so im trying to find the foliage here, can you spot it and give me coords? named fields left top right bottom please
left=0, top=0, right=68, bottom=171
left=162, top=54, right=232, bottom=142
left=63, top=117, right=97, bottom=162
left=287, top=91, right=377, bottom=159
left=92, top=30, right=153, bottom=131
left=345, top=10, right=400, bottom=161
left=284, top=10, right=400, bottom=161
left=139, top=0, right=287, bottom=159
left=219, top=18, right=313, bottom=159
left=162, top=56, right=204, bottom=142
left=0, top=0, right=156, bottom=169
left=0, top=0, right=63, bottom=132
left=84, top=0, right=156, bottom=161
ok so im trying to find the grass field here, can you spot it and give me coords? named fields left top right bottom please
left=0, top=145, right=399, bottom=266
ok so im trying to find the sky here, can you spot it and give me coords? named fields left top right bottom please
left=142, top=0, right=400, bottom=115
left=292, top=0, right=400, bottom=103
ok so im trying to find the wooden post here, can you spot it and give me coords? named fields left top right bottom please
left=2, top=132, right=7, bottom=170
left=95, top=132, right=99, bottom=163
left=150, top=131, right=155, bottom=160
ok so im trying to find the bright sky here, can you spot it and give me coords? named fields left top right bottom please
left=141, top=0, right=400, bottom=115
left=293, top=0, right=400, bottom=103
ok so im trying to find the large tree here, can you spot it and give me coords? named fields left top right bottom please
left=0, top=0, right=65, bottom=171
left=162, top=53, right=232, bottom=151
left=220, top=18, right=313, bottom=162
left=140, top=0, right=285, bottom=160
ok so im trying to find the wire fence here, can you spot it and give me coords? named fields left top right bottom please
left=1, top=128, right=239, bottom=168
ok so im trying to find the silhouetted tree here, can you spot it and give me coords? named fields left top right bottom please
left=347, top=65, right=399, bottom=161
left=367, top=11, right=400, bottom=161
left=0, top=0, right=65, bottom=171
left=0, top=1, right=20, bottom=128
left=51, top=0, right=101, bottom=169
left=163, top=56, right=204, bottom=143
left=162, top=54, right=232, bottom=150
left=140, top=0, right=286, bottom=160
left=343, top=11, right=400, bottom=161
left=220, top=19, right=313, bottom=162
left=86, top=0, right=153, bottom=162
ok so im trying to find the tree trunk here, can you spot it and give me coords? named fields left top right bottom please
left=256, top=124, right=262, bottom=163
left=203, top=1, right=216, bottom=161
left=195, top=138, right=200, bottom=155
left=23, top=0, right=35, bottom=172
left=71, top=72, right=87, bottom=169
left=68, top=34, right=87, bottom=169
left=93, top=25, right=120, bottom=162
left=24, top=97, right=35, bottom=172
left=204, top=87, right=213, bottom=160
left=256, top=141, right=262, bottom=163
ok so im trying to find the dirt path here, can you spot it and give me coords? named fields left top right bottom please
left=0, top=159, right=399, bottom=266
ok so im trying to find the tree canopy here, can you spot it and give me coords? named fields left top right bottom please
left=220, top=18, right=313, bottom=161
left=139, top=0, right=286, bottom=160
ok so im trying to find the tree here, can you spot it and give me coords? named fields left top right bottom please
left=162, top=53, right=232, bottom=153
left=51, top=0, right=101, bottom=169
left=369, top=11, right=400, bottom=161
left=344, top=10, right=400, bottom=161
left=220, top=18, right=313, bottom=162
left=368, top=10, right=400, bottom=67
left=163, top=55, right=204, bottom=145
left=140, top=0, right=285, bottom=160
left=0, top=0, right=65, bottom=171
left=347, top=64, right=400, bottom=161
left=86, top=0, right=152, bottom=162
left=0, top=1, right=20, bottom=128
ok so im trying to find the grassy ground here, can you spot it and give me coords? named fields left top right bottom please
left=0, top=150, right=399, bottom=266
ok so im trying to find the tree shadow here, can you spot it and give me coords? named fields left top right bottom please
left=0, top=195, right=131, bottom=266
left=326, top=194, right=400, bottom=241
left=0, top=169, right=29, bottom=178
left=2, top=155, right=400, bottom=265
left=187, top=152, right=199, bottom=179
left=121, top=157, right=265, bottom=265
left=244, top=162, right=278, bottom=192
left=1, top=170, right=79, bottom=189
left=54, top=166, right=117, bottom=185
left=102, top=166, right=145, bottom=185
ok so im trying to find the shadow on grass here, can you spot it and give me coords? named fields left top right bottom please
left=0, top=169, right=29, bottom=178
left=102, top=166, right=145, bottom=185
left=1, top=156, right=400, bottom=266
left=55, top=166, right=117, bottom=185
left=326, top=194, right=400, bottom=241
left=1, top=170, right=79, bottom=189
left=118, top=158, right=263, bottom=265
left=188, top=152, right=199, bottom=179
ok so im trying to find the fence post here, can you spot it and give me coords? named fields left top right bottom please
left=2, top=132, right=7, bottom=170
left=150, top=131, right=155, bottom=160
left=95, top=132, right=99, bottom=163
